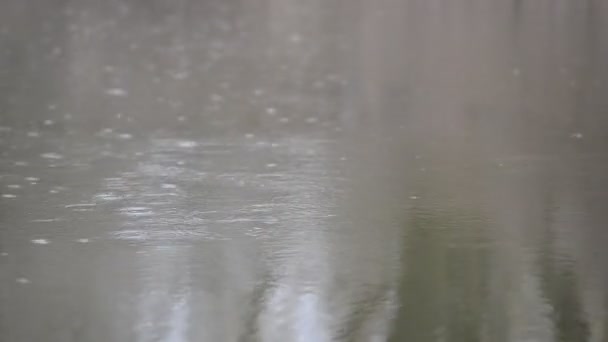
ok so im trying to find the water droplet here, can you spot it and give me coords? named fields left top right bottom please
left=31, top=239, right=50, bottom=245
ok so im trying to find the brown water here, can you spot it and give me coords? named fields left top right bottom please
left=1, top=0, right=608, bottom=341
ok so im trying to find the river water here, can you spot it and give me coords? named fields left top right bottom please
left=1, top=1, right=608, bottom=341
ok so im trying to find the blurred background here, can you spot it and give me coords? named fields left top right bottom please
left=1, top=0, right=608, bottom=341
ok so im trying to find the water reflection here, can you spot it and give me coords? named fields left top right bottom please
left=1, top=0, right=608, bottom=341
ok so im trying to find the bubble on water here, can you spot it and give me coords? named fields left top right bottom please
left=266, top=163, right=277, bottom=168
left=7, top=184, right=21, bottom=189
left=31, top=239, right=50, bottom=245
left=27, top=131, right=40, bottom=138
left=2, top=194, right=17, bottom=198
left=44, top=119, right=54, bottom=126
left=105, top=88, right=128, bottom=97
left=245, top=133, right=255, bottom=139
left=16, top=278, right=31, bottom=284
left=177, top=140, right=198, bottom=148
left=305, top=117, right=319, bottom=124
left=25, top=177, right=40, bottom=182
left=76, top=238, right=90, bottom=243
left=41, top=152, right=64, bottom=160
left=279, top=117, right=289, bottom=123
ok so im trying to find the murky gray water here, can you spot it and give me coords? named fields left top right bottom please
left=2, top=1, right=608, bottom=341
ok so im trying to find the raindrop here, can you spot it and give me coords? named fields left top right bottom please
left=289, top=33, right=302, bottom=43
left=570, top=132, right=583, bottom=139
left=65, top=203, right=96, bottom=209
left=41, top=152, right=64, bottom=160
left=16, top=278, right=31, bottom=284
left=177, top=140, right=198, bottom=148
left=105, top=88, right=128, bottom=97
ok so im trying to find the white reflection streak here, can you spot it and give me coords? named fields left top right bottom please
left=136, top=247, right=191, bottom=342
